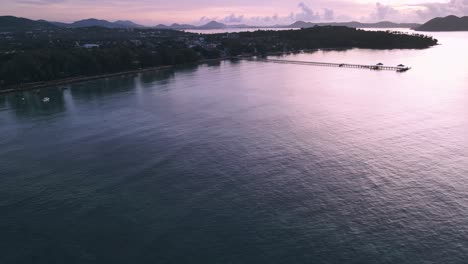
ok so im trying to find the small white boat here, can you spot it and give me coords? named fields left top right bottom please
left=42, top=97, right=50, bottom=102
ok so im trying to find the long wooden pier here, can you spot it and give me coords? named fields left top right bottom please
left=245, top=58, right=410, bottom=72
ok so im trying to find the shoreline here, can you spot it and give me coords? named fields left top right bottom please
left=0, top=45, right=426, bottom=95
left=0, top=57, right=232, bottom=95
left=0, top=49, right=341, bottom=95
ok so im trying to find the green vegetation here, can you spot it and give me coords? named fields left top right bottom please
left=0, top=46, right=198, bottom=86
left=215, top=26, right=438, bottom=56
left=0, top=27, right=199, bottom=87
left=0, top=24, right=438, bottom=89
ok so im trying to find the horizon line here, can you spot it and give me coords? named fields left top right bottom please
left=0, top=14, right=438, bottom=27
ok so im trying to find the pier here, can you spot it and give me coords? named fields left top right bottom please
left=245, top=58, right=411, bottom=72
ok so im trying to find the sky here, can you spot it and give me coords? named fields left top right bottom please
left=1, top=0, right=468, bottom=25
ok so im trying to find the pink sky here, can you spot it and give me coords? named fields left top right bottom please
left=1, top=0, right=467, bottom=25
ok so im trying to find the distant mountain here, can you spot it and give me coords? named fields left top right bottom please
left=169, top=23, right=196, bottom=30
left=198, top=21, right=226, bottom=29
left=154, top=24, right=170, bottom=29
left=1, top=15, right=423, bottom=33
left=114, top=20, right=145, bottom=28
left=49, top=18, right=145, bottom=28
left=0, top=16, right=57, bottom=32
left=154, top=21, right=226, bottom=30
left=416, top=15, right=468, bottom=31
left=288, top=21, right=420, bottom=29
left=287, top=21, right=313, bottom=28
left=49, top=21, right=70, bottom=28
left=70, top=19, right=125, bottom=28
left=68, top=19, right=118, bottom=28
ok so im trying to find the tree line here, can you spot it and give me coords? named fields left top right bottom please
left=213, top=26, right=438, bottom=56
left=0, top=26, right=438, bottom=89
left=0, top=46, right=200, bottom=87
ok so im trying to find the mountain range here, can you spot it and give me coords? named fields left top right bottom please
left=0, top=16, right=230, bottom=31
left=416, top=15, right=468, bottom=31
left=4, top=15, right=467, bottom=33
left=0, top=16, right=57, bottom=31
left=49, top=18, right=145, bottom=28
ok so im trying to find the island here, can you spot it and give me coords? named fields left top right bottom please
left=416, top=15, right=468, bottom=31
left=0, top=16, right=438, bottom=91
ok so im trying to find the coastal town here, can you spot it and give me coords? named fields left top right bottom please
left=0, top=17, right=437, bottom=90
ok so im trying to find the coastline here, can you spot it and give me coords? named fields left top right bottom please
left=0, top=49, right=343, bottom=95
left=0, top=57, right=231, bottom=95
left=0, top=44, right=428, bottom=96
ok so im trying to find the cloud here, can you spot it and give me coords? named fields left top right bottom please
left=197, top=2, right=337, bottom=25
left=414, top=0, right=468, bottom=21
left=295, top=2, right=320, bottom=21
left=222, top=13, right=244, bottom=23
left=199, top=16, right=217, bottom=24
left=4, top=0, right=468, bottom=25
left=365, top=0, right=468, bottom=23
left=373, top=2, right=400, bottom=21
left=199, top=14, right=245, bottom=24
left=323, top=8, right=335, bottom=21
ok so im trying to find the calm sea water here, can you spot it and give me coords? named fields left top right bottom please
left=1, top=32, right=468, bottom=264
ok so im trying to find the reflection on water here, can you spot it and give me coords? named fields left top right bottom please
left=4, top=89, right=67, bottom=118
left=1, top=32, right=468, bottom=264
left=0, top=95, right=5, bottom=108
left=0, top=68, right=181, bottom=118
left=202, top=60, right=222, bottom=68
left=70, top=76, right=136, bottom=100
left=139, top=68, right=176, bottom=86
